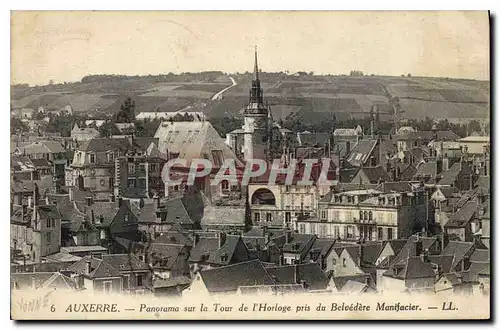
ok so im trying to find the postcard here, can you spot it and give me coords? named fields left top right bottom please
left=10, top=10, right=490, bottom=320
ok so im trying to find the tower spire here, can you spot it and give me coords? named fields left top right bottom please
left=253, top=46, right=259, bottom=81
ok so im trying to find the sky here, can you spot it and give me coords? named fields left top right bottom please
left=11, top=11, right=490, bottom=85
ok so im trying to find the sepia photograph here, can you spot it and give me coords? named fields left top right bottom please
left=9, top=10, right=491, bottom=320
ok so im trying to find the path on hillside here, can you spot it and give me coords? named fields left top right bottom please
left=211, top=77, right=237, bottom=101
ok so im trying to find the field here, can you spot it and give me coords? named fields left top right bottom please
left=11, top=73, right=490, bottom=123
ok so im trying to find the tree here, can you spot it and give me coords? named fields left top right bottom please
left=10, top=117, right=28, bottom=134
left=99, top=121, right=120, bottom=138
left=115, top=97, right=136, bottom=123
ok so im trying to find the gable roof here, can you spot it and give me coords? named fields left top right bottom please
left=413, top=161, right=438, bottom=180
left=188, top=236, right=220, bottom=263
left=358, top=166, right=391, bottom=183
left=332, top=274, right=371, bottom=291
left=441, top=241, right=475, bottom=270
left=390, top=235, right=439, bottom=267
left=439, top=162, right=473, bottom=186
left=77, top=138, right=132, bottom=153
left=375, top=181, right=416, bottom=193
left=399, top=164, right=417, bottom=181
left=66, top=256, right=121, bottom=279
left=281, top=234, right=316, bottom=258
left=17, top=140, right=65, bottom=155
left=199, top=259, right=274, bottom=293
left=346, top=139, right=377, bottom=167
left=154, top=121, right=243, bottom=168
left=113, top=236, right=187, bottom=270
left=304, top=238, right=335, bottom=261
left=264, top=263, right=329, bottom=290
left=427, top=255, right=455, bottom=274
left=207, top=235, right=247, bottom=266
left=297, top=132, right=330, bottom=147
left=445, top=200, right=478, bottom=228
left=101, top=254, right=150, bottom=272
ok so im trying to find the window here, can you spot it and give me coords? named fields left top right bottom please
left=150, top=164, right=157, bottom=172
left=346, top=225, right=354, bottom=239
left=46, top=219, right=51, bottom=228
left=334, top=226, right=340, bottom=239
left=364, top=211, right=368, bottom=221
left=333, top=211, right=340, bottom=220
left=124, top=214, right=129, bottom=222
left=368, top=227, right=373, bottom=240
left=103, top=281, right=112, bottom=294
left=299, top=224, right=306, bottom=234
left=46, top=232, right=51, bottom=243
left=89, top=154, right=95, bottom=164
left=285, top=185, right=290, bottom=192
left=266, top=213, right=272, bottom=222
left=310, top=225, right=316, bottom=235
left=388, top=228, right=393, bottom=240
left=321, top=210, right=327, bottom=220
left=51, top=219, right=55, bottom=227
left=378, top=227, right=383, bottom=240
left=285, top=212, right=291, bottom=223
left=221, top=180, right=229, bottom=191
left=107, top=152, right=114, bottom=163
left=254, top=213, right=260, bottom=223
left=136, top=274, right=143, bottom=287
left=123, top=275, right=130, bottom=290
left=128, top=179, right=136, bottom=188
left=368, top=211, right=373, bottom=221
left=320, top=225, right=327, bottom=237
left=128, top=163, right=135, bottom=174
left=342, top=258, right=347, bottom=267
left=359, top=211, right=363, bottom=220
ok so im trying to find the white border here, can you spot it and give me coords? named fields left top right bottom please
left=2, top=2, right=498, bottom=329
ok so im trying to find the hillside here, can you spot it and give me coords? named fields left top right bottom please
left=11, top=73, right=490, bottom=123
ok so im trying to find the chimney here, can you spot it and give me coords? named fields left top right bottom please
left=218, top=232, right=227, bottom=248
left=191, top=233, right=200, bottom=247
left=85, top=260, right=91, bottom=276
left=153, top=195, right=160, bottom=210
left=420, top=248, right=430, bottom=263
left=85, top=196, right=93, bottom=206
left=293, top=264, right=299, bottom=284
left=415, top=236, right=423, bottom=256
left=262, top=225, right=268, bottom=244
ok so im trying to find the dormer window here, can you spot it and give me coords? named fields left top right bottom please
left=107, top=152, right=114, bottom=163
left=89, top=154, right=95, bottom=164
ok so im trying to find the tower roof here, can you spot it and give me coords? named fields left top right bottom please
left=245, top=46, right=268, bottom=116
left=253, top=46, right=259, bottom=81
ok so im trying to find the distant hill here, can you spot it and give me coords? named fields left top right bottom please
left=11, top=73, right=489, bottom=123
